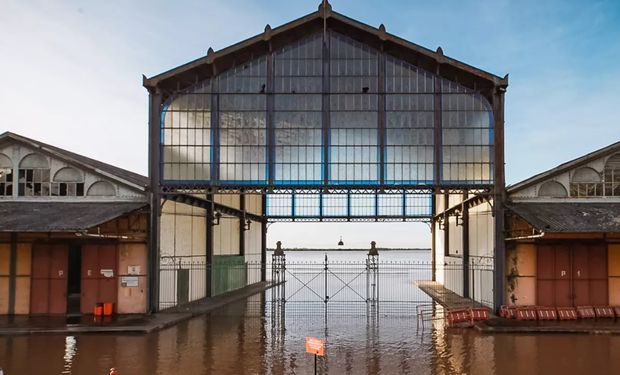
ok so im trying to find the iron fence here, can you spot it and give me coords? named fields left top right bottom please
left=158, top=254, right=494, bottom=316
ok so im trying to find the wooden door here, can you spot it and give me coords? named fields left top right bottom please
left=80, top=244, right=118, bottom=314
left=536, top=245, right=555, bottom=306
left=30, top=244, right=68, bottom=314
left=587, top=244, right=608, bottom=305
left=81, top=245, right=99, bottom=314
left=49, top=245, right=68, bottom=314
left=30, top=244, right=51, bottom=314
left=572, top=244, right=590, bottom=306
left=537, top=242, right=609, bottom=307
left=553, top=245, right=572, bottom=306
left=98, top=244, right=118, bottom=305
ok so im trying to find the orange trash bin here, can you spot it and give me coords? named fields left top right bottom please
left=103, top=302, right=114, bottom=316
left=93, top=303, right=103, bottom=316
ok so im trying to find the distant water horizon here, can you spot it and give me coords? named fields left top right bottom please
left=267, top=247, right=431, bottom=251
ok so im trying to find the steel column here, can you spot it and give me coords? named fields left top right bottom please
left=462, top=192, right=470, bottom=298
left=239, top=192, right=246, bottom=257
left=443, top=193, right=449, bottom=257
left=322, top=29, right=330, bottom=186
left=266, top=49, right=275, bottom=185
left=492, top=87, right=507, bottom=311
left=211, top=84, right=220, bottom=183
left=431, top=194, right=436, bottom=281
left=206, top=193, right=214, bottom=297
left=433, top=68, right=443, bottom=184
left=147, top=90, right=162, bottom=313
left=378, top=48, right=386, bottom=185
left=261, top=194, right=268, bottom=282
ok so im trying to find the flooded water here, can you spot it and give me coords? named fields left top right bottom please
left=1, top=251, right=619, bottom=374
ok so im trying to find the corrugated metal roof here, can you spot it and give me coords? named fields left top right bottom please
left=0, top=202, right=148, bottom=232
left=507, top=202, right=620, bottom=233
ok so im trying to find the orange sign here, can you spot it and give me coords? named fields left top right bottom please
left=305, top=337, right=325, bottom=356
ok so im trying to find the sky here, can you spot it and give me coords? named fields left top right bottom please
left=1, top=0, right=619, bottom=248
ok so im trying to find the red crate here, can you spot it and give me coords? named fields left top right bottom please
left=446, top=309, right=471, bottom=326
left=515, top=306, right=537, bottom=320
left=471, top=308, right=489, bottom=321
left=577, top=306, right=596, bottom=319
left=594, top=306, right=615, bottom=318
left=557, top=307, right=578, bottom=320
left=536, top=307, right=557, bottom=320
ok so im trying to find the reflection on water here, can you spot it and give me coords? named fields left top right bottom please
left=2, top=295, right=620, bottom=374
left=0, top=251, right=619, bottom=374
left=0, top=296, right=620, bottom=375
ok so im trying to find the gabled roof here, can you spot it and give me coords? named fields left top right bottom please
left=507, top=202, right=620, bottom=233
left=143, top=1, right=508, bottom=94
left=508, top=140, right=620, bottom=194
left=0, top=202, right=147, bottom=232
left=0, top=132, right=148, bottom=190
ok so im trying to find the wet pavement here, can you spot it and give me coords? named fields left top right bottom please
left=0, top=282, right=275, bottom=335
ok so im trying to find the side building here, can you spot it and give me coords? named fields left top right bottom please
left=0, top=132, right=150, bottom=315
left=504, top=141, right=620, bottom=307
left=0, top=132, right=263, bottom=316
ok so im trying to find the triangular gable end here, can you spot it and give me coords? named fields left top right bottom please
left=0, top=132, right=148, bottom=194
left=143, top=1, right=508, bottom=97
left=508, top=140, right=620, bottom=196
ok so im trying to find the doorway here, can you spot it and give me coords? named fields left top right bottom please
left=536, top=243, right=608, bottom=307
left=66, top=245, right=82, bottom=316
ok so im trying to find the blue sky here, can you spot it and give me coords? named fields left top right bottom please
left=1, top=0, right=619, bottom=248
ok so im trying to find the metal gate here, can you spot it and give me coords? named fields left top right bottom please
left=268, top=252, right=434, bottom=316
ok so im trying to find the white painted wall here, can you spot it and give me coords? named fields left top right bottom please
left=0, top=142, right=145, bottom=201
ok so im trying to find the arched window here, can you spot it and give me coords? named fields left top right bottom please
left=87, top=181, right=116, bottom=196
left=538, top=181, right=568, bottom=197
left=604, top=153, right=620, bottom=196
left=0, top=153, right=13, bottom=196
left=18, top=153, right=50, bottom=196
left=570, top=167, right=602, bottom=197
left=51, top=167, right=85, bottom=196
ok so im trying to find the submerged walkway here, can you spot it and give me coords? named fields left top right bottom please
left=0, top=281, right=278, bottom=336
left=416, top=280, right=487, bottom=310
left=417, top=281, right=620, bottom=334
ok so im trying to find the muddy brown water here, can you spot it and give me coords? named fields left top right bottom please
left=1, top=251, right=619, bottom=374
